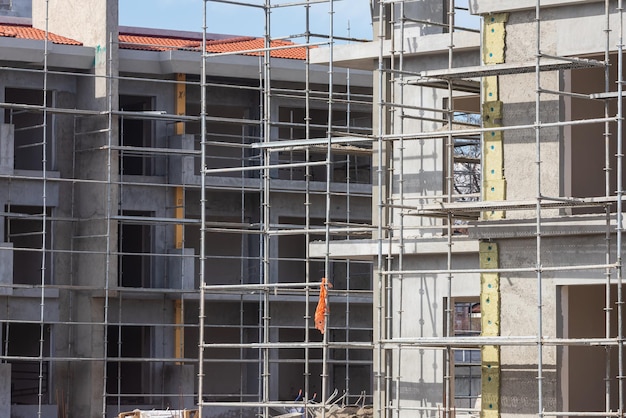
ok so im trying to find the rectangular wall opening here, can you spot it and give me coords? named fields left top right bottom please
left=4, top=87, right=53, bottom=171
left=277, top=107, right=372, bottom=184
left=2, top=323, right=51, bottom=405
left=561, top=284, right=619, bottom=413
left=119, top=211, right=152, bottom=288
left=106, top=325, right=149, bottom=404
left=4, top=205, right=52, bottom=285
left=451, top=298, right=481, bottom=410
left=119, top=95, right=154, bottom=176
left=566, top=52, right=623, bottom=212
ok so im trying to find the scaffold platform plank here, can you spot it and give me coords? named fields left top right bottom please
left=419, top=57, right=605, bottom=80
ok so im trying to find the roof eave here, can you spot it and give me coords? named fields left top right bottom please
left=469, top=0, right=604, bottom=14
left=0, top=37, right=93, bottom=69
left=118, top=48, right=372, bottom=87
left=310, top=31, right=480, bottom=71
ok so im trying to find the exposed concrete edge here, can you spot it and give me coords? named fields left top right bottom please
left=165, top=172, right=372, bottom=196
left=118, top=48, right=372, bottom=86
left=469, top=214, right=617, bottom=239
left=0, top=37, right=93, bottom=69
left=309, top=237, right=479, bottom=259
left=310, top=31, right=479, bottom=70
left=469, top=0, right=603, bottom=15
left=182, top=292, right=373, bottom=304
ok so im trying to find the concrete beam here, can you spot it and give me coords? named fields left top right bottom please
left=469, top=0, right=604, bottom=14
left=118, top=49, right=373, bottom=87
left=0, top=37, right=93, bottom=69
left=309, top=237, right=479, bottom=259
left=311, top=31, right=480, bottom=70
left=0, top=172, right=60, bottom=207
left=470, top=214, right=616, bottom=240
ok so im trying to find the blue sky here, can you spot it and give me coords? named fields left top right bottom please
left=119, top=0, right=374, bottom=41
left=119, top=0, right=479, bottom=43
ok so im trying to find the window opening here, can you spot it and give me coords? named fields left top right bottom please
left=119, top=95, right=154, bottom=176
left=4, top=88, right=54, bottom=171
left=2, top=323, right=51, bottom=404
left=4, top=205, right=52, bottom=285
left=453, top=300, right=481, bottom=410
left=106, top=325, right=149, bottom=404
left=119, top=211, right=152, bottom=288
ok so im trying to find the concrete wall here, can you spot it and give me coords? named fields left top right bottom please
left=562, top=284, right=618, bottom=413
left=31, top=1, right=121, bottom=416
left=0, top=363, right=9, bottom=418
left=495, top=5, right=622, bottom=414
left=0, top=0, right=31, bottom=17
left=495, top=231, right=617, bottom=417
left=387, top=251, right=479, bottom=416
left=0, top=2, right=374, bottom=416
left=499, top=10, right=561, bottom=216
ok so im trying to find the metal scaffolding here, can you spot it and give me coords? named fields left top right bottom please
left=1, top=0, right=374, bottom=416
left=371, top=0, right=626, bottom=417
left=1, top=0, right=626, bottom=417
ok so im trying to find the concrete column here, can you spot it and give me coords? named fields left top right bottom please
left=0, top=363, right=10, bottom=418
left=168, top=134, right=196, bottom=185
left=372, top=65, right=392, bottom=417
left=168, top=248, right=195, bottom=290
left=0, top=124, right=14, bottom=175
left=0, top=243, right=13, bottom=296
left=32, top=1, right=120, bottom=416
left=164, top=365, right=195, bottom=410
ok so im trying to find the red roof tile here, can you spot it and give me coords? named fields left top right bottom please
left=0, top=23, right=82, bottom=45
left=119, top=33, right=201, bottom=52
left=0, top=23, right=308, bottom=60
left=119, top=33, right=309, bottom=60
left=206, top=37, right=309, bottom=60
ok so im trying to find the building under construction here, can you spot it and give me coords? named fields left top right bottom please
left=1, top=0, right=626, bottom=417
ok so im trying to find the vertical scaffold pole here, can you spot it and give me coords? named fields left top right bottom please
left=197, top=1, right=209, bottom=415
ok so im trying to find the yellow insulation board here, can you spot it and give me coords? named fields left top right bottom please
left=481, top=272, right=500, bottom=293
left=175, top=187, right=184, bottom=249
left=484, top=138, right=503, bottom=174
left=174, top=299, right=184, bottom=362
left=482, top=344, right=500, bottom=363
left=479, top=243, right=498, bottom=267
left=482, top=101, right=503, bottom=128
left=481, top=364, right=500, bottom=416
left=483, top=76, right=499, bottom=102
left=483, top=14, right=508, bottom=65
left=484, top=179, right=506, bottom=201
left=480, top=12, right=507, bottom=414
left=481, top=291, right=501, bottom=335
left=483, top=209, right=505, bottom=221
left=480, top=242, right=500, bottom=417
left=482, top=13, right=507, bottom=220
left=175, top=73, right=186, bottom=135
left=174, top=74, right=186, bottom=364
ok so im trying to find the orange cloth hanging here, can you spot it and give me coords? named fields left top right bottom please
left=315, top=278, right=332, bottom=334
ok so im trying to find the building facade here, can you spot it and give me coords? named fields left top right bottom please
left=5, top=0, right=625, bottom=417
left=0, top=0, right=374, bottom=417
left=317, top=0, right=626, bottom=417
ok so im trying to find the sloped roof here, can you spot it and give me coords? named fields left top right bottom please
left=206, top=37, right=308, bottom=60
left=0, top=23, right=82, bottom=45
left=0, top=22, right=309, bottom=61
left=118, top=33, right=202, bottom=51
left=118, top=32, right=309, bottom=60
